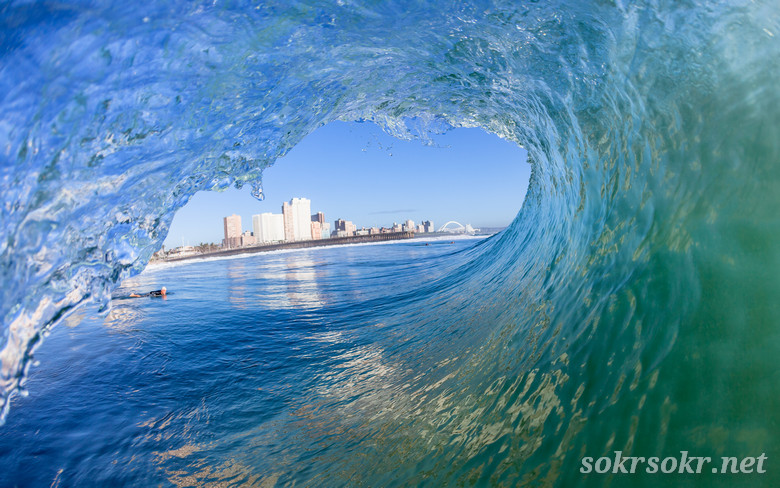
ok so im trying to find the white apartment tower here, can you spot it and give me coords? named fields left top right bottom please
left=253, top=213, right=285, bottom=243
left=282, top=197, right=312, bottom=242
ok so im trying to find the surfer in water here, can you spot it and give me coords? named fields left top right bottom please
left=129, top=286, right=167, bottom=298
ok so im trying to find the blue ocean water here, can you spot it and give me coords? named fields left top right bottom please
left=0, top=238, right=489, bottom=486
left=2, top=0, right=780, bottom=486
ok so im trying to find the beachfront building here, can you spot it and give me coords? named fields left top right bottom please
left=422, top=220, right=435, bottom=233
left=241, top=231, right=255, bottom=247
left=283, top=197, right=313, bottom=242
left=334, top=218, right=345, bottom=233
left=402, top=219, right=415, bottom=232
left=309, top=220, right=331, bottom=240
left=252, top=212, right=285, bottom=243
left=334, top=218, right=357, bottom=237
left=310, top=221, right=322, bottom=240
left=169, top=245, right=196, bottom=258
left=309, top=212, right=330, bottom=240
left=223, top=214, right=242, bottom=249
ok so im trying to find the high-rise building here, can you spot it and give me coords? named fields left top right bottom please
left=334, top=219, right=356, bottom=234
left=282, top=197, right=312, bottom=242
left=403, top=219, right=415, bottom=232
left=252, top=214, right=261, bottom=242
left=333, top=218, right=356, bottom=238
left=310, top=212, right=328, bottom=240
left=422, top=220, right=435, bottom=233
left=253, top=213, right=285, bottom=243
left=223, top=214, right=242, bottom=249
left=310, top=221, right=322, bottom=240
left=282, top=201, right=294, bottom=241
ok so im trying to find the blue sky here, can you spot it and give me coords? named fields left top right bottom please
left=163, top=121, right=530, bottom=248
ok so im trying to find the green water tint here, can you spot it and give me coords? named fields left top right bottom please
left=2, top=0, right=779, bottom=486
left=263, top=5, right=780, bottom=486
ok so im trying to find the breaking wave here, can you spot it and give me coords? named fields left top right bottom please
left=2, top=0, right=779, bottom=485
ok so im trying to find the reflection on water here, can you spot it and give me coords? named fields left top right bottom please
left=165, top=458, right=279, bottom=488
left=62, top=309, right=88, bottom=329
left=224, top=252, right=331, bottom=310
left=283, top=254, right=325, bottom=309
left=2, top=240, right=483, bottom=486
left=226, top=260, right=249, bottom=309
left=104, top=306, right=144, bottom=332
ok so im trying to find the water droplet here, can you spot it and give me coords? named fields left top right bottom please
left=251, top=181, right=265, bottom=201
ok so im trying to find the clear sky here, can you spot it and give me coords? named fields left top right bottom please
left=163, top=121, right=530, bottom=248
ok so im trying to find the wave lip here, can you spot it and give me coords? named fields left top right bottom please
left=3, top=1, right=780, bottom=485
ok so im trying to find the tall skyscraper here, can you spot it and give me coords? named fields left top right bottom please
left=310, top=221, right=322, bottom=240
left=223, top=214, right=242, bottom=248
left=282, top=197, right=312, bottom=242
left=282, top=201, right=293, bottom=241
left=310, top=212, right=327, bottom=240
left=253, top=213, right=285, bottom=243
left=252, top=214, right=261, bottom=242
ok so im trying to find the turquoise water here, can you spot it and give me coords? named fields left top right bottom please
left=2, top=1, right=780, bottom=486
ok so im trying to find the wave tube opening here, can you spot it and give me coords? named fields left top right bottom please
left=162, top=121, right=529, bottom=253
left=2, top=1, right=780, bottom=486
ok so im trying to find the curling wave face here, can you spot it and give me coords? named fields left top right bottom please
left=2, top=0, right=780, bottom=485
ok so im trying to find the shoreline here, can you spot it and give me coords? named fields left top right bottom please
left=154, top=232, right=493, bottom=266
left=145, top=233, right=490, bottom=271
left=157, top=232, right=418, bottom=264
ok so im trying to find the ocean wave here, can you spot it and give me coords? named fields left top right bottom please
left=2, top=0, right=779, bottom=485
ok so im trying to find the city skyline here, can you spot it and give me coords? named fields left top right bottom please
left=214, top=195, right=435, bottom=253
left=164, top=121, right=529, bottom=248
